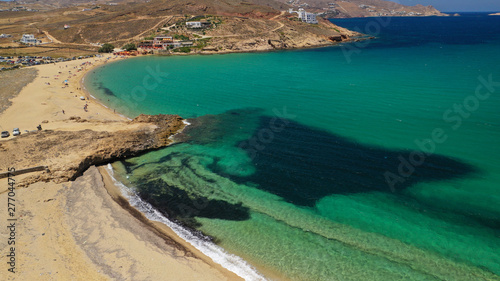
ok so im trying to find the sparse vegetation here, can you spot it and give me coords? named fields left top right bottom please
left=210, top=16, right=223, bottom=25
left=0, top=45, right=97, bottom=58
left=173, top=34, right=189, bottom=40
left=173, top=46, right=191, bottom=53
left=194, top=38, right=210, bottom=49
left=122, top=43, right=137, bottom=51
left=0, top=0, right=358, bottom=58
left=189, top=15, right=206, bottom=21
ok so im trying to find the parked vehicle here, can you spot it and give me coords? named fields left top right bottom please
left=1, top=131, right=10, bottom=138
left=12, top=128, right=20, bottom=136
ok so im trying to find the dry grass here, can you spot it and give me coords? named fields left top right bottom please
left=68, top=18, right=161, bottom=43
left=0, top=45, right=98, bottom=58
left=0, top=0, right=354, bottom=57
left=0, top=0, right=286, bottom=49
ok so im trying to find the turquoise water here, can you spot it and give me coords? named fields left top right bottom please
left=86, top=14, right=500, bottom=280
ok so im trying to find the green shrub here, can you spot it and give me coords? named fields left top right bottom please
left=173, top=47, right=191, bottom=53
left=98, top=43, right=114, bottom=53
left=122, top=43, right=137, bottom=51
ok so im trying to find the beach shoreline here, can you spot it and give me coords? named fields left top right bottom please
left=0, top=53, right=246, bottom=280
left=79, top=55, right=140, bottom=121
left=0, top=54, right=130, bottom=134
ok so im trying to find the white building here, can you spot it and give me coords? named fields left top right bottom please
left=186, top=21, right=202, bottom=28
left=186, top=21, right=210, bottom=29
left=297, top=8, right=318, bottom=24
left=20, top=34, right=39, bottom=45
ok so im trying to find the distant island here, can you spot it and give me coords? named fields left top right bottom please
left=490, top=12, right=500, bottom=16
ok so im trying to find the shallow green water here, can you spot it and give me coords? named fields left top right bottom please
left=86, top=15, right=500, bottom=280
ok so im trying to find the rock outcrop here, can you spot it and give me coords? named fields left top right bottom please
left=201, top=16, right=360, bottom=53
left=0, top=114, right=185, bottom=185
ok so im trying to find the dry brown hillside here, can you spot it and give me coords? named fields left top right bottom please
left=134, top=0, right=287, bottom=17
left=1, top=0, right=361, bottom=57
left=275, top=0, right=446, bottom=18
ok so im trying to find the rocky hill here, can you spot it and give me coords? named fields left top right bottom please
left=6, top=0, right=435, bottom=56
left=0, top=0, right=361, bottom=54
left=0, top=114, right=185, bottom=185
left=279, top=0, right=446, bottom=18
left=201, top=15, right=359, bottom=53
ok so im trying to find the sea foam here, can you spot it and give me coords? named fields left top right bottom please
left=105, top=164, right=267, bottom=281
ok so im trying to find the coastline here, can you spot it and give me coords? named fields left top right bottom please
left=2, top=12, right=499, bottom=281
left=83, top=56, right=274, bottom=279
left=100, top=165, right=267, bottom=280
left=0, top=54, right=129, bottom=134
left=79, top=55, right=142, bottom=121
left=0, top=40, right=364, bottom=279
left=0, top=54, right=247, bottom=279
left=173, top=38, right=363, bottom=56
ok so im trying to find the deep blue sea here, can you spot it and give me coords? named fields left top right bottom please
left=86, top=13, right=500, bottom=280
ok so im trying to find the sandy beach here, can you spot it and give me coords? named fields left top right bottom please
left=0, top=55, right=129, bottom=135
left=0, top=56, right=243, bottom=280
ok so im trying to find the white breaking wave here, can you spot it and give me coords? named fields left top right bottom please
left=169, top=118, right=192, bottom=140
left=105, top=164, right=267, bottom=281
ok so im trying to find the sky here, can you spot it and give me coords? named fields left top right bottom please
left=391, top=0, right=500, bottom=12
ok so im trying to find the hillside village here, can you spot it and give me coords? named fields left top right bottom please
left=0, top=0, right=445, bottom=67
left=0, top=1, right=361, bottom=68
